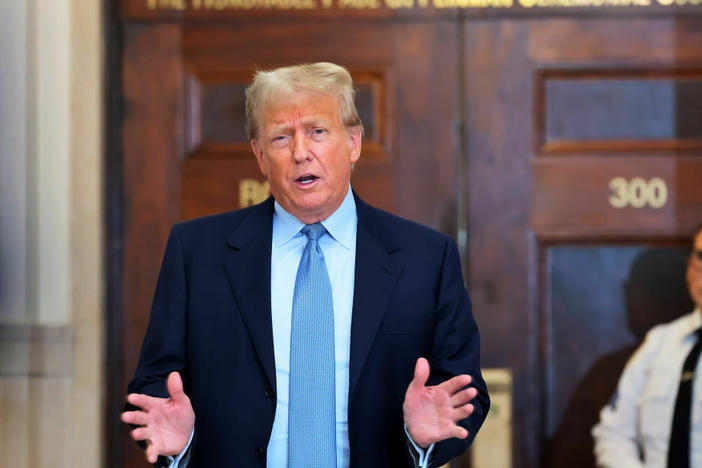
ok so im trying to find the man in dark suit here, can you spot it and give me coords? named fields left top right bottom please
left=122, top=62, right=489, bottom=468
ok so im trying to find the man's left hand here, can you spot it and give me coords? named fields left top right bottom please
left=403, top=357, right=478, bottom=448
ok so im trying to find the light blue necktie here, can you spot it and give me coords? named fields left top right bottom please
left=288, top=223, right=337, bottom=468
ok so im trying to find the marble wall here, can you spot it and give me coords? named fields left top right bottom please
left=0, top=0, right=104, bottom=466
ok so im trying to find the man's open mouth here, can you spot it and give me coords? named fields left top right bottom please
left=296, top=175, right=319, bottom=185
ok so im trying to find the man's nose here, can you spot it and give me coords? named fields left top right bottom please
left=291, top=133, right=310, bottom=162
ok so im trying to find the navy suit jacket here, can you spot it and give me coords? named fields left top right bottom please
left=127, top=193, right=489, bottom=467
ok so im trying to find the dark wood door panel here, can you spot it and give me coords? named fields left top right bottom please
left=464, top=19, right=537, bottom=468
left=121, top=23, right=186, bottom=468
left=181, top=20, right=460, bottom=229
left=464, top=17, right=702, bottom=468
left=527, top=18, right=702, bottom=64
left=541, top=243, right=693, bottom=468
left=182, top=22, right=396, bottom=66
left=531, top=156, right=680, bottom=238
left=119, top=20, right=460, bottom=468
left=113, top=11, right=702, bottom=468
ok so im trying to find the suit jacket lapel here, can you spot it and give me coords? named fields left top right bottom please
left=349, top=195, right=402, bottom=403
left=220, top=194, right=401, bottom=403
left=223, top=198, right=276, bottom=389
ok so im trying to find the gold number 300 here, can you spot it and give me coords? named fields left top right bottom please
left=609, top=177, right=668, bottom=209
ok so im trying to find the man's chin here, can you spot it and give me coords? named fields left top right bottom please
left=286, top=199, right=332, bottom=223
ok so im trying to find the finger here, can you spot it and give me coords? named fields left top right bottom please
left=146, top=440, right=159, bottom=464
left=131, top=427, right=151, bottom=441
left=127, top=392, right=165, bottom=411
left=438, top=374, right=472, bottom=395
left=452, top=403, right=474, bottom=421
left=167, top=371, right=187, bottom=404
left=450, top=387, right=478, bottom=408
left=410, top=358, right=430, bottom=390
left=451, top=425, right=469, bottom=440
left=122, top=410, right=149, bottom=426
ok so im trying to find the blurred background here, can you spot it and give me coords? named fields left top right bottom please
left=1, top=0, right=701, bottom=467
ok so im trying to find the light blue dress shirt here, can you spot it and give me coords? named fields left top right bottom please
left=169, top=186, right=432, bottom=467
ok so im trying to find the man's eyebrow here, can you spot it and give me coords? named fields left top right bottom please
left=265, top=117, right=332, bottom=137
left=267, top=123, right=292, bottom=136
left=300, top=116, right=331, bottom=127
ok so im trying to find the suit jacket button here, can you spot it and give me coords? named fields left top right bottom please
left=256, top=447, right=265, bottom=459
left=264, top=388, right=274, bottom=398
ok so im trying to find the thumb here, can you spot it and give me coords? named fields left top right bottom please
left=167, top=371, right=187, bottom=403
left=410, top=357, right=430, bottom=390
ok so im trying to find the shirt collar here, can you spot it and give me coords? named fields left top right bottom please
left=273, top=185, right=357, bottom=249
left=687, top=307, right=702, bottom=338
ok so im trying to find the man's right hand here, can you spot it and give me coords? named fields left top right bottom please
left=122, top=371, right=195, bottom=463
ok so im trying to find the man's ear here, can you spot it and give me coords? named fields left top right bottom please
left=251, top=139, right=268, bottom=177
left=347, top=125, right=362, bottom=164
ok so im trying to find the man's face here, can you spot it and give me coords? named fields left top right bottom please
left=688, top=230, right=702, bottom=309
left=251, top=92, right=361, bottom=224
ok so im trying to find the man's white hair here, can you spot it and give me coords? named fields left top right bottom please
left=245, top=62, right=364, bottom=140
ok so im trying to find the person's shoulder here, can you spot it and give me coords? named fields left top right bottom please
left=648, top=312, right=695, bottom=336
left=357, top=197, right=454, bottom=248
left=170, top=198, right=273, bottom=244
left=639, top=311, right=696, bottom=353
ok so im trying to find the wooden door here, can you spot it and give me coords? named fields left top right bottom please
left=108, top=4, right=702, bottom=468
left=113, top=17, right=461, bottom=468
left=463, top=17, right=702, bottom=468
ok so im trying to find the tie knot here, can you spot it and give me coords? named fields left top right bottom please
left=301, top=223, right=326, bottom=242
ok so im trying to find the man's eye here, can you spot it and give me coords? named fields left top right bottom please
left=312, top=128, right=326, bottom=136
left=272, top=135, right=287, bottom=143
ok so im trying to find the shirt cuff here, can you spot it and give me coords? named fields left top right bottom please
left=404, top=424, right=435, bottom=468
left=165, top=429, right=195, bottom=467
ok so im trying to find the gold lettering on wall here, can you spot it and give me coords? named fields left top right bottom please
left=148, top=0, right=187, bottom=9
left=144, top=0, right=699, bottom=8
left=191, top=0, right=318, bottom=8
left=608, top=177, right=668, bottom=209
left=519, top=0, right=649, bottom=7
left=386, top=0, right=414, bottom=8
left=657, top=0, right=702, bottom=5
left=433, top=0, right=512, bottom=7
left=337, top=0, right=381, bottom=8
left=239, top=179, right=271, bottom=208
